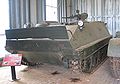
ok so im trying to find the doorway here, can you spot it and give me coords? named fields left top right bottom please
left=0, top=0, right=9, bottom=34
left=0, top=0, right=9, bottom=56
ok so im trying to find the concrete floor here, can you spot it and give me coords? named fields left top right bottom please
left=0, top=64, right=86, bottom=84
left=0, top=59, right=120, bottom=84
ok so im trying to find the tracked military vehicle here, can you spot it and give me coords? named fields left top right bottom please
left=5, top=13, right=111, bottom=73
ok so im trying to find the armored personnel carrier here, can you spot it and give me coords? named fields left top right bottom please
left=5, top=15, right=111, bottom=73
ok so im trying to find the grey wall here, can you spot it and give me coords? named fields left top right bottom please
left=57, top=0, right=71, bottom=23
left=9, top=0, right=66, bottom=29
left=9, top=0, right=45, bottom=29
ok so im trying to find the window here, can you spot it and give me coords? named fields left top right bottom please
left=46, top=0, right=57, bottom=21
left=0, top=0, right=9, bottom=34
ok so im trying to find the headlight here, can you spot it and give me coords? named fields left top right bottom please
left=78, top=20, right=84, bottom=27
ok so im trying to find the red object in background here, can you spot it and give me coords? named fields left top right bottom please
left=0, top=62, right=2, bottom=66
left=2, top=54, right=22, bottom=66
left=0, top=56, right=3, bottom=67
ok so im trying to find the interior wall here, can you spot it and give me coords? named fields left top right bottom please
left=57, top=0, right=72, bottom=23
left=9, top=0, right=45, bottom=29
left=71, top=0, right=120, bottom=36
left=9, top=0, right=66, bottom=29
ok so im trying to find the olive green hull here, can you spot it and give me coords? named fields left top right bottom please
left=5, top=21, right=112, bottom=73
left=17, top=36, right=111, bottom=73
left=18, top=51, right=64, bottom=65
